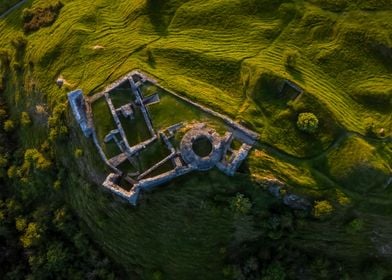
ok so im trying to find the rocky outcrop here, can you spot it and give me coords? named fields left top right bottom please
left=282, top=194, right=311, bottom=211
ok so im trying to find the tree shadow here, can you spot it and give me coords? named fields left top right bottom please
left=146, top=0, right=169, bottom=36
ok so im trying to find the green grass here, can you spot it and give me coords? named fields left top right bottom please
left=90, top=97, right=121, bottom=158
left=120, top=111, right=151, bottom=147
left=108, top=88, right=133, bottom=109
left=147, top=86, right=227, bottom=133
left=322, top=136, right=390, bottom=193
left=0, top=0, right=21, bottom=15
left=1, top=0, right=392, bottom=277
left=137, top=140, right=171, bottom=172
left=66, top=169, right=246, bottom=279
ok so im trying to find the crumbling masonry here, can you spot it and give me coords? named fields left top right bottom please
left=68, top=70, right=259, bottom=206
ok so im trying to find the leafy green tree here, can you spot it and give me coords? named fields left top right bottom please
left=15, top=217, right=27, bottom=232
left=297, top=112, right=319, bottom=134
left=23, top=149, right=51, bottom=172
left=20, top=222, right=42, bottom=248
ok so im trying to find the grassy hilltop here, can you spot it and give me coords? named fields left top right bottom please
left=0, top=0, right=391, bottom=279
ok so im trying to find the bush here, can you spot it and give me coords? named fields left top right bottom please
left=7, top=165, right=18, bottom=178
left=297, top=112, right=319, bottom=133
left=23, top=149, right=51, bottom=172
left=347, top=218, right=364, bottom=233
left=3, top=119, right=15, bottom=132
left=230, top=193, right=252, bottom=215
left=20, top=111, right=31, bottom=126
left=53, top=180, right=61, bottom=190
left=313, top=200, right=333, bottom=218
left=74, top=148, right=83, bottom=158
left=284, top=50, right=299, bottom=69
left=20, top=222, right=42, bottom=248
left=48, top=104, right=68, bottom=142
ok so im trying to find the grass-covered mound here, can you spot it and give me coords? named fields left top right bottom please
left=350, top=78, right=392, bottom=111
left=323, top=136, right=390, bottom=193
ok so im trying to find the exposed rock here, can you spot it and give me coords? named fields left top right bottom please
left=283, top=194, right=311, bottom=211
left=92, top=45, right=105, bottom=50
left=56, top=77, right=64, bottom=88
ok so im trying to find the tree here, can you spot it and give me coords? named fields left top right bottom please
left=20, top=222, right=42, bottom=248
left=15, top=217, right=27, bottom=232
left=23, top=149, right=51, bottom=172
left=297, top=112, right=319, bottom=134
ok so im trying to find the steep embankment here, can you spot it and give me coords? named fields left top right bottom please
left=0, top=0, right=391, bottom=278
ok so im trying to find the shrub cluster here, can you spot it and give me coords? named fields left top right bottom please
left=22, top=1, right=64, bottom=33
left=230, top=193, right=252, bottom=215
left=313, top=200, right=333, bottom=218
left=297, top=112, right=319, bottom=134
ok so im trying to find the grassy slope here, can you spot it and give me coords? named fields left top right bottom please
left=0, top=0, right=391, bottom=278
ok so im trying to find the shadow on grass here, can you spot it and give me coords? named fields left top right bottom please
left=145, top=0, right=169, bottom=36
left=286, top=66, right=304, bottom=83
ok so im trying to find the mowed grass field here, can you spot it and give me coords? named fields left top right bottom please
left=0, top=0, right=391, bottom=278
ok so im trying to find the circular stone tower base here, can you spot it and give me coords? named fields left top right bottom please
left=180, top=124, right=224, bottom=171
